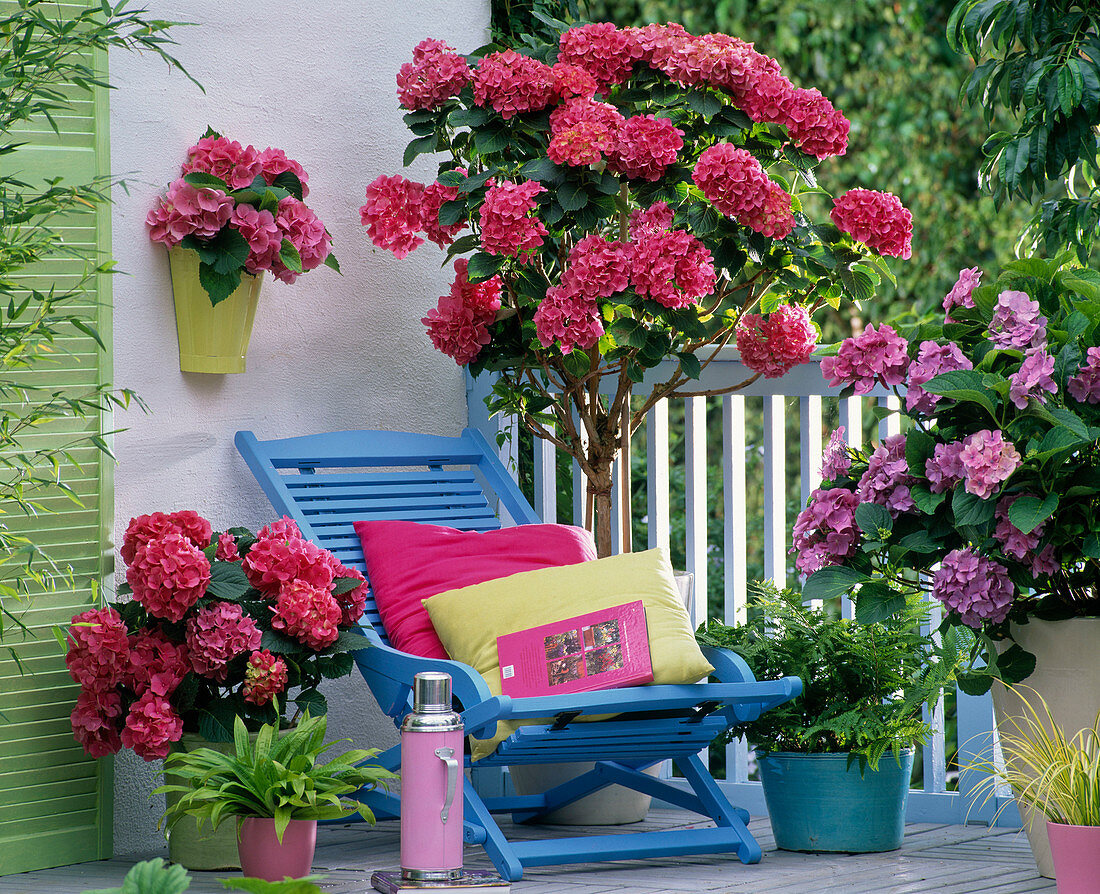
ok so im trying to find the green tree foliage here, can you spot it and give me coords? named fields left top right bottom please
left=949, top=0, right=1100, bottom=263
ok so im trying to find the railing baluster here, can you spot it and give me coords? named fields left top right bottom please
left=572, top=408, right=587, bottom=528
left=722, top=394, right=749, bottom=784
left=922, top=592, right=948, bottom=794
left=610, top=452, right=622, bottom=554
left=533, top=430, right=557, bottom=524
left=647, top=400, right=671, bottom=555
left=799, top=395, right=824, bottom=609
left=878, top=394, right=902, bottom=440
left=837, top=395, right=862, bottom=618
left=684, top=397, right=707, bottom=630
left=762, top=394, right=786, bottom=590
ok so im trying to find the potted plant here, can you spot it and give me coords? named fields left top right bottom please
left=156, top=712, right=396, bottom=882
left=63, top=511, right=372, bottom=869
left=696, top=582, right=962, bottom=852
left=361, top=19, right=914, bottom=558
left=146, top=129, right=339, bottom=373
left=968, top=688, right=1100, bottom=894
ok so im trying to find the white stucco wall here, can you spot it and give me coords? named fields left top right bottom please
left=109, top=0, right=489, bottom=855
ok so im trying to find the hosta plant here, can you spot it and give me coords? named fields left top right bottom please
left=795, top=256, right=1100, bottom=691
left=362, top=19, right=913, bottom=555
left=156, top=712, right=397, bottom=842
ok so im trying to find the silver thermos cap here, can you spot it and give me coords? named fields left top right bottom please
left=413, top=671, right=453, bottom=713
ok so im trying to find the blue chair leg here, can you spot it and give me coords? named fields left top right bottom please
left=676, top=753, right=762, bottom=865
left=463, top=786, right=525, bottom=881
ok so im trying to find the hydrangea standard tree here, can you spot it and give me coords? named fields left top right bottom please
left=363, top=20, right=913, bottom=556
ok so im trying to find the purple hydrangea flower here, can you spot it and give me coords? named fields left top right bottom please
left=931, top=548, right=1014, bottom=628
left=1029, top=544, right=1059, bottom=578
left=1068, top=346, right=1100, bottom=404
left=943, top=266, right=981, bottom=319
left=925, top=440, right=966, bottom=494
left=791, top=487, right=861, bottom=574
left=1008, top=348, right=1057, bottom=409
left=820, top=427, right=851, bottom=480
left=820, top=323, right=910, bottom=395
left=856, top=433, right=917, bottom=516
left=993, top=494, right=1043, bottom=561
left=905, top=340, right=973, bottom=414
left=988, top=289, right=1047, bottom=350
left=958, top=429, right=1021, bottom=500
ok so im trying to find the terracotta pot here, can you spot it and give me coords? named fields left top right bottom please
left=992, top=618, right=1100, bottom=879
left=1046, top=821, right=1100, bottom=894
left=168, top=246, right=263, bottom=374
left=237, top=817, right=317, bottom=881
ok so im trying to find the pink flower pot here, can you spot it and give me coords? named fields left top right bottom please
left=1047, top=821, right=1100, bottom=894
left=237, top=817, right=317, bottom=881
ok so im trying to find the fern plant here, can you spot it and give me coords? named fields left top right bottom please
left=696, top=581, right=967, bottom=769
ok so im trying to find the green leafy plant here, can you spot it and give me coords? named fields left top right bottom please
left=79, top=857, right=328, bottom=894
left=968, top=686, right=1100, bottom=826
left=696, top=581, right=964, bottom=769
left=156, top=712, right=397, bottom=843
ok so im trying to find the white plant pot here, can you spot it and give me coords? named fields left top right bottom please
left=992, top=617, right=1100, bottom=879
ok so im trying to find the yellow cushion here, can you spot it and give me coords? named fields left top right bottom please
left=423, top=548, right=713, bottom=760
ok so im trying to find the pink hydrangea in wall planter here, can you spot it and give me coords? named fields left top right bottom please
left=147, top=131, right=338, bottom=373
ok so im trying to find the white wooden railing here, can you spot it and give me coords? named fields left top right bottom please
left=467, top=352, right=1020, bottom=826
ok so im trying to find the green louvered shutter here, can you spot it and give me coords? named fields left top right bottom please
left=0, top=4, right=114, bottom=874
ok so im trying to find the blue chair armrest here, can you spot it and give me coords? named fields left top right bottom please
left=701, top=645, right=755, bottom=684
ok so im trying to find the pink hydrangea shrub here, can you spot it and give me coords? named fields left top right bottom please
left=606, top=114, right=684, bottom=181
left=856, top=434, right=916, bottom=517
left=398, top=38, right=472, bottom=111
left=1008, top=348, right=1057, bottom=409
left=146, top=180, right=234, bottom=247
left=549, top=97, right=625, bottom=136
left=931, top=548, right=1014, bottom=628
left=121, top=510, right=212, bottom=565
left=271, top=580, right=342, bottom=650
left=182, top=136, right=262, bottom=189
left=783, top=87, right=850, bottom=159
left=533, top=285, right=604, bottom=353
left=548, top=120, right=616, bottom=166
left=243, top=650, right=289, bottom=706
left=735, top=304, right=817, bottom=378
left=988, top=289, right=1047, bottom=350
left=1068, top=346, right=1100, bottom=403
left=271, top=197, right=332, bottom=284
left=628, top=201, right=674, bottom=238
left=186, top=602, right=262, bottom=681
left=925, top=440, right=966, bottom=494
left=71, top=688, right=123, bottom=758
left=551, top=62, right=598, bottom=99
left=943, top=267, right=982, bottom=318
left=820, top=427, right=851, bottom=481
left=126, top=629, right=190, bottom=696
left=630, top=228, right=715, bottom=309
left=479, top=180, right=547, bottom=260
left=65, top=607, right=130, bottom=692
left=957, top=429, right=1022, bottom=500
left=692, top=144, right=794, bottom=238
left=472, top=50, right=556, bottom=119
left=360, top=174, right=426, bottom=259
left=423, top=258, right=503, bottom=365
left=242, top=532, right=335, bottom=597
left=820, top=323, right=910, bottom=394
left=557, top=22, right=644, bottom=93
left=126, top=532, right=211, bottom=623
left=905, top=341, right=973, bottom=415
left=791, top=487, right=862, bottom=574
left=830, top=188, right=912, bottom=259
left=561, top=235, right=630, bottom=298
left=121, top=677, right=184, bottom=761
left=736, top=68, right=795, bottom=123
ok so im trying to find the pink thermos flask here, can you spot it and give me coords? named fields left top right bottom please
left=400, top=671, right=464, bottom=882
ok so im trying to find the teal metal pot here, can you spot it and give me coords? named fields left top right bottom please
left=758, top=750, right=913, bottom=853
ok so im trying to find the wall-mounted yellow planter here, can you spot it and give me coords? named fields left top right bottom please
left=168, top=247, right=263, bottom=374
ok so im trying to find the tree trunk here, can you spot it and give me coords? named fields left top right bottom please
left=586, top=456, right=615, bottom=559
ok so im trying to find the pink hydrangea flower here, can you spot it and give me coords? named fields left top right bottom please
left=361, top=174, right=426, bottom=259
left=423, top=258, right=503, bottom=365
left=243, top=650, right=289, bottom=706
left=925, top=440, right=966, bottom=494
left=479, top=179, right=547, bottom=260
left=905, top=341, right=973, bottom=414
left=692, top=144, right=793, bottom=238
left=66, top=607, right=130, bottom=692
left=272, top=580, right=342, bottom=650
left=533, top=285, right=604, bottom=354
left=121, top=677, right=184, bottom=761
left=146, top=179, right=234, bottom=247
left=257, top=516, right=301, bottom=541
left=182, top=136, right=262, bottom=189
left=630, top=228, right=716, bottom=309
left=257, top=147, right=309, bottom=197
left=856, top=434, right=917, bottom=517
left=958, top=429, right=1021, bottom=500
left=831, top=188, right=913, bottom=259
left=737, top=69, right=796, bottom=124
left=820, top=323, right=910, bottom=394
left=783, top=87, right=850, bottom=159
left=215, top=532, right=240, bottom=561
left=628, top=22, right=691, bottom=66
left=186, top=602, right=262, bottom=681
left=126, top=629, right=190, bottom=696
left=1068, top=346, right=1100, bottom=403
left=821, top=427, right=851, bottom=480
left=550, top=97, right=625, bottom=136
left=931, top=548, right=1014, bottom=628
left=557, top=22, right=644, bottom=93
left=71, top=688, right=123, bottom=758
left=126, top=532, right=211, bottom=623
left=606, top=114, right=684, bottom=181
left=993, top=494, right=1045, bottom=562
left=548, top=120, right=616, bottom=166
left=121, top=510, right=212, bottom=566
left=735, top=305, right=817, bottom=378
left=628, top=202, right=674, bottom=238
left=242, top=533, right=335, bottom=597
left=988, top=289, right=1047, bottom=350
left=271, top=197, right=331, bottom=284
left=397, top=38, right=472, bottom=111
left=943, top=267, right=982, bottom=318
left=472, top=50, right=556, bottom=119
left=1030, top=544, right=1059, bottom=578
left=551, top=62, right=598, bottom=99
left=791, top=487, right=861, bottom=574
left=561, top=235, right=630, bottom=298
left=331, top=563, right=369, bottom=627
left=421, top=177, right=467, bottom=248
left=230, top=204, right=281, bottom=274
left=1008, top=348, right=1057, bottom=409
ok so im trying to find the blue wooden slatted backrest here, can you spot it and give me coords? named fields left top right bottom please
left=235, top=428, right=540, bottom=647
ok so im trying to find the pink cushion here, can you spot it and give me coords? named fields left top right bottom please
left=353, top=521, right=598, bottom=659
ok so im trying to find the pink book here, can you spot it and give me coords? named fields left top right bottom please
left=496, top=601, right=653, bottom=698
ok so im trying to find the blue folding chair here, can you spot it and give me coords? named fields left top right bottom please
left=235, top=427, right=802, bottom=881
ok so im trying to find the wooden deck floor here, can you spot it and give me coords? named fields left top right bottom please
left=0, top=809, right=1055, bottom=894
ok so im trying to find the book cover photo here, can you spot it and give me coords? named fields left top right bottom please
left=496, top=600, right=653, bottom=698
